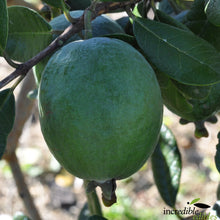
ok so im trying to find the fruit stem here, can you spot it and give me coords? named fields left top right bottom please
left=84, top=9, right=93, bottom=39
left=84, top=180, right=103, bottom=216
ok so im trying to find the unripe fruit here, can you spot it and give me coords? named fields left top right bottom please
left=38, top=37, right=163, bottom=182
left=33, top=11, right=124, bottom=86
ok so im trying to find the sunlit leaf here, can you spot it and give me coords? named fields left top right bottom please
left=133, top=17, right=220, bottom=86
left=5, top=6, right=52, bottom=62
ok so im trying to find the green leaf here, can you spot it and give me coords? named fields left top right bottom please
left=0, top=0, right=8, bottom=53
left=133, top=17, right=220, bottom=86
left=215, top=132, right=220, bottom=174
left=172, top=80, right=211, bottom=99
left=155, top=70, right=193, bottom=114
left=205, top=0, right=220, bottom=26
left=156, top=10, right=189, bottom=31
left=190, top=198, right=200, bottom=205
left=151, top=124, right=182, bottom=207
left=43, top=0, right=64, bottom=8
left=0, top=89, right=15, bottom=159
left=186, top=0, right=206, bottom=21
left=184, top=0, right=220, bottom=52
left=103, top=33, right=137, bottom=47
left=88, top=216, right=107, bottom=220
left=5, top=6, right=52, bottom=62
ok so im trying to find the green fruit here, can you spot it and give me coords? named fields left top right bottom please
left=33, top=10, right=124, bottom=86
left=66, top=0, right=90, bottom=10
left=38, top=37, right=163, bottom=182
left=156, top=71, right=220, bottom=122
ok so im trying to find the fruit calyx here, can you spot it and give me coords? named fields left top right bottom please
left=179, top=115, right=218, bottom=138
left=86, top=179, right=117, bottom=207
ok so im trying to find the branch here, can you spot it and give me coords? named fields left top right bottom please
left=7, top=152, right=42, bottom=220
left=0, top=0, right=142, bottom=90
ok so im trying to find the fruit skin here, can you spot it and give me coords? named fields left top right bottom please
left=33, top=11, right=124, bottom=86
left=38, top=37, right=163, bottom=182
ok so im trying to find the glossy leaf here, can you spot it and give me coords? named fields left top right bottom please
left=5, top=6, right=52, bottom=62
left=133, top=17, right=220, bottom=86
left=0, top=0, right=8, bottom=53
left=215, top=132, right=220, bottom=174
left=0, top=89, right=15, bottom=159
left=43, top=0, right=64, bottom=8
left=151, top=124, right=182, bottom=207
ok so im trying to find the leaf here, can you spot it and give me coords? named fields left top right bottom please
left=0, top=89, right=15, bottom=159
left=133, top=17, right=220, bottom=86
left=205, top=0, right=220, bottom=26
left=155, top=70, right=193, bottom=114
left=0, top=0, right=8, bottom=53
left=5, top=6, right=52, bottom=62
left=172, top=80, right=211, bottom=100
left=184, top=0, right=220, bottom=52
left=156, top=10, right=189, bottom=31
left=103, top=33, right=137, bottom=47
left=215, top=132, right=220, bottom=174
left=151, top=124, right=182, bottom=207
left=43, top=0, right=64, bottom=8
left=190, top=198, right=200, bottom=205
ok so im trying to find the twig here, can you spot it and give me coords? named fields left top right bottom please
left=0, top=0, right=142, bottom=90
left=3, top=71, right=41, bottom=219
